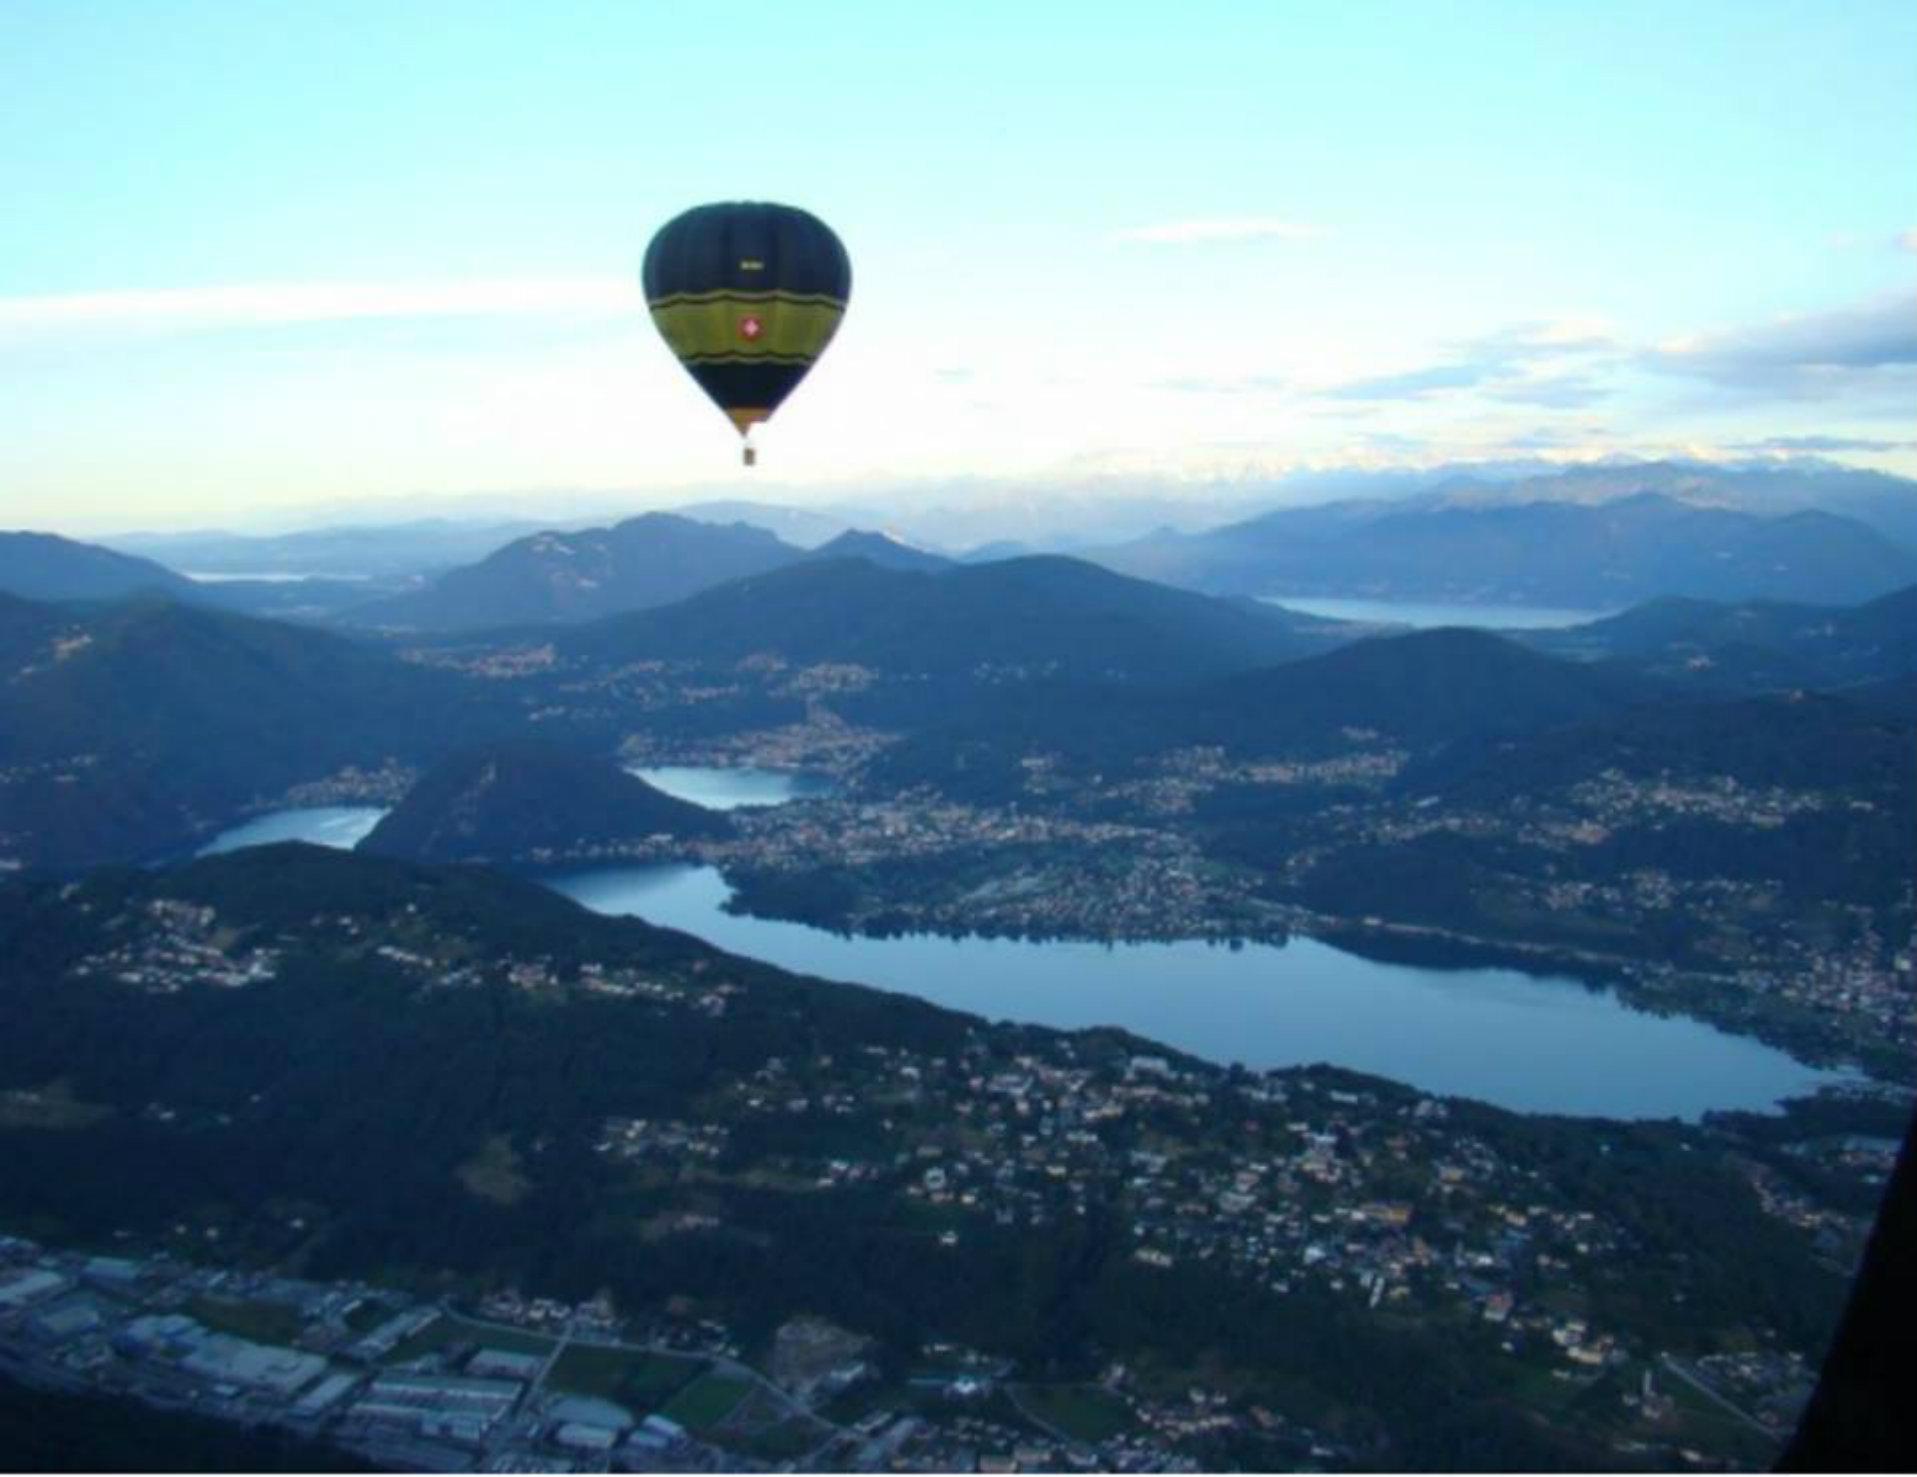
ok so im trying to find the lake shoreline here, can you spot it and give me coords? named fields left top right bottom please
left=547, top=860, right=1859, bottom=1120
left=192, top=783, right=1887, bottom=1119
left=712, top=872, right=1898, bottom=1087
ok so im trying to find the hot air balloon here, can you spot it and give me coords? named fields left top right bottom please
left=642, top=202, right=851, bottom=466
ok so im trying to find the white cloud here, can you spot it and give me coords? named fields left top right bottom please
left=0, top=278, right=637, bottom=334
left=1897, top=229, right=1917, bottom=253
left=1645, top=293, right=1917, bottom=388
left=1465, top=317, right=1617, bottom=356
left=1731, top=434, right=1917, bottom=454
left=1114, top=218, right=1328, bottom=245
left=1312, top=316, right=1618, bottom=405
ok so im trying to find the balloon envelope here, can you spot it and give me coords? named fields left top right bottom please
left=642, top=202, right=851, bottom=444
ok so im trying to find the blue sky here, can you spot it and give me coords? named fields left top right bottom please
left=2, top=0, right=1913, bottom=531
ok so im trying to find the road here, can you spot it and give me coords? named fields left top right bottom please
left=1659, top=1355, right=1774, bottom=1438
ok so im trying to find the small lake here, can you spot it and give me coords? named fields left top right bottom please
left=202, top=778, right=1854, bottom=1120
left=1263, top=596, right=1610, bottom=629
left=197, top=806, right=385, bottom=855
left=628, top=766, right=834, bottom=811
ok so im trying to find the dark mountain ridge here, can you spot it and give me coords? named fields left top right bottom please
left=868, top=626, right=1669, bottom=800
left=340, top=512, right=805, bottom=631
left=0, top=594, right=515, bottom=869
left=557, top=554, right=1348, bottom=684
left=0, top=531, right=199, bottom=603
left=360, top=741, right=730, bottom=866
left=1525, top=582, right=1917, bottom=693
left=803, top=528, right=955, bottom=572
left=105, top=517, right=550, bottom=579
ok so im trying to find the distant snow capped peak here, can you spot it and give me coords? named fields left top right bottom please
left=1428, top=462, right=1765, bottom=511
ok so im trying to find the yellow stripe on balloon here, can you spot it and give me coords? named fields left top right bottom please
left=647, top=296, right=844, bottom=363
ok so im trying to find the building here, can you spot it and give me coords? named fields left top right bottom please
left=553, top=1422, right=618, bottom=1454
left=468, top=1347, right=544, bottom=1380
left=351, top=1372, right=524, bottom=1439
left=180, top=1335, right=328, bottom=1396
left=0, top=1268, right=70, bottom=1310
left=292, top=1371, right=362, bottom=1418
left=27, top=1298, right=105, bottom=1342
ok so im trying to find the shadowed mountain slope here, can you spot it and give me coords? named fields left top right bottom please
left=0, top=595, right=510, bottom=868
left=360, top=742, right=730, bottom=865
left=557, top=555, right=1349, bottom=684
left=0, top=531, right=198, bottom=603
left=868, top=627, right=1667, bottom=800
left=802, top=529, right=955, bottom=573
left=1525, top=583, right=1917, bottom=693
left=341, top=513, right=804, bottom=630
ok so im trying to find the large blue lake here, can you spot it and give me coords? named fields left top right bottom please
left=1262, top=596, right=1610, bottom=629
left=200, top=769, right=1854, bottom=1120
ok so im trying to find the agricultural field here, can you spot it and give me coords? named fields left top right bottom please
left=549, top=1343, right=703, bottom=1410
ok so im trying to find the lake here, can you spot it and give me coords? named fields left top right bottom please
left=197, top=806, right=386, bottom=855
left=200, top=773, right=1854, bottom=1120
left=182, top=571, right=370, bottom=583
left=1262, top=596, right=1610, bottom=629
left=628, top=765, right=834, bottom=811
left=546, top=862, right=1849, bottom=1121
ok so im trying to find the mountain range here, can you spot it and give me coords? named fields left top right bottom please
left=0, top=552, right=1353, bottom=867
left=104, top=517, right=551, bottom=579
left=0, top=595, right=513, bottom=868
left=1089, top=492, right=1917, bottom=608
left=867, top=626, right=1670, bottom=801
left=7, top=509, right=1915, bottom=873
left=0, top=532, right=410, bottom=622
left=551, top=554, right=1347, bottom=685
left=334, top=515, right=961, bottom=631
left=20, top=460, right=1917, bottom=631
left=0, top=532, right=199, bottom=603
left=1520, top=585, right=1917, bottom=692
left=338, top=513, right=804, bottom=630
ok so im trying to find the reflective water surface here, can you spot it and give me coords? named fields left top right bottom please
left=202, top=778, right=1854, bottom=1120
left=549, top=861, right=1852, bottom=1121
left=628, top=766, right=834, bottom=811
left=1263, top=595, right=1611, bottom=629
left=197, top=806, right=385, bottom=855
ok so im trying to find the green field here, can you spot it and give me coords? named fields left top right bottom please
left=342, top=1300, right=392, bottom=1334
left=550, top=1343, right=702, bottom=1408
left=1660, top=1368, right=1776, bottom=1465
left=659, top=1373, right=753, bottom=1431
left=388, top=1312, right=552, bottom=1364
left=185, top=1297, right=308, bottom=1347
left=1011, top=1383, right=1135, bottom=1443
left=733, top=1418, right=822, bottom=1462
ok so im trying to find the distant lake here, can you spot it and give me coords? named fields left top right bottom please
left=208, top=780, right=1856, bottom=1120
left=628, top=765, right=834, bottom=811
left=548, top=862, right=1852, bottom=1121
left=182, top=571, right=370, bottom=583
left=1263, top=596, right=1610, bottom=629
left=197, top=806, right=385, bottom=855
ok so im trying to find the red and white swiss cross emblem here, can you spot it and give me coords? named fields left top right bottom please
left=738, top=315, right=764, bottom=341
